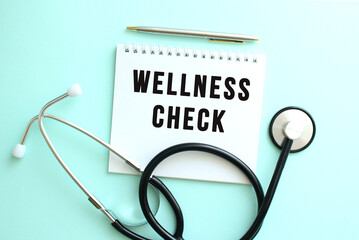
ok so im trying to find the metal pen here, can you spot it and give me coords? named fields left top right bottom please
left=127, top=26, right=259, bottom=43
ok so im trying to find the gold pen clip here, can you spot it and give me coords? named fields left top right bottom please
left=209, top=39, right=247, bottom=44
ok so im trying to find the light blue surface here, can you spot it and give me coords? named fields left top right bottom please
left=1, top=0, right=359, bottom=239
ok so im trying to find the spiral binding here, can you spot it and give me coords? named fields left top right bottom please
left=124, top=42, right=259, bottom=63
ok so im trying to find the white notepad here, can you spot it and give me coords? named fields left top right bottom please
left=109, top=43, right=266, bottom=184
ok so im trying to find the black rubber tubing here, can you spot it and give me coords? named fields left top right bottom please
left=111, top=175, right=184, bottom=240
left=242, top=137, right=293, bottom=239
left=138, top=140, right=295, bottom=240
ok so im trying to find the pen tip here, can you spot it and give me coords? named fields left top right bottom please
left=127, top=26, right=137, bottom=31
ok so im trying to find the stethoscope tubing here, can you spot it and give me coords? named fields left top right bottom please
left=112, top=176, right=184, bottom=240
left=242, top=137, right=293, bottom=240
left=138, top=138, right=293, bottom=240
left=138, top=143, right=268, bottom=240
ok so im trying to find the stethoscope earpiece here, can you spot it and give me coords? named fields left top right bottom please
left=67, top=83, right=82, bottom=97
left=12, top=143, right=26, bottom=158
left=269, top=107, right=316, bottom=153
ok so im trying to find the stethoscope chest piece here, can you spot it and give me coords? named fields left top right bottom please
left=269, top=107, right=316, bottom=152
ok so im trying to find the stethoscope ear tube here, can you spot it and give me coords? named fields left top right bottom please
left=15, top=86, right=185, bottom=240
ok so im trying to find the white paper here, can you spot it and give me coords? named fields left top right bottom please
left=109, top=44, right=266, bottom=184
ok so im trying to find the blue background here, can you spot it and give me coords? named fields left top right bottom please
left=1, top=0, right=358, bottom=239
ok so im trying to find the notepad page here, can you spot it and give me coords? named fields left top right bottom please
left=109, top=44, right=266, bottom=184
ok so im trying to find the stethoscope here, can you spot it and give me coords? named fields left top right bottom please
left=13, top=84, right=315, bottom=240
